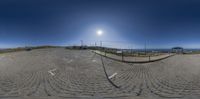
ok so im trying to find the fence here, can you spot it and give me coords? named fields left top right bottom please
left=69, top=40, right=173, bottom=63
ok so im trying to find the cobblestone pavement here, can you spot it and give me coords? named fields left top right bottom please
left=0, top=48, right=200, bottom=99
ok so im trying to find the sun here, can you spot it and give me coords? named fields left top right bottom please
left=97, top=30, right=103, bottom=36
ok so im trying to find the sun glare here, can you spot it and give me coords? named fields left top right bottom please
left=97, top=30, right=103, bottom=36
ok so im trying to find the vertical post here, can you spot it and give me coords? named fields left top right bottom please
left=80, top=40, right=83, bottom=49
left=145, top=41, right=147, bottom=55
left=81, top=40, right=83, bottom=46
left=100, top=41, right=102, bottom=52
left=95, top=42, right=97, bottom=51
left=103, top=41, right=106, bottom=57
left=149, top=55, right=150, bottom=61
left=182, top=48, right=183, bottom=54
left=122, top=49, right=124, bottom=61
left=104, top=42, right=106, bottom=57
left=131, top=45, right=133, bottom=56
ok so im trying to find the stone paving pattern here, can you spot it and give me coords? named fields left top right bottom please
left=0, top=48, right=199, bottom=99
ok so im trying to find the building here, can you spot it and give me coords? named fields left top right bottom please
left=171, top=47, right=183, bottom=54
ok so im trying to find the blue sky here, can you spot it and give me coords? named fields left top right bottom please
left=0, top=0, right=200, bottom=48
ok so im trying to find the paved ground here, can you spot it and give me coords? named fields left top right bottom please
left=0, top=48, right=200, bottom=99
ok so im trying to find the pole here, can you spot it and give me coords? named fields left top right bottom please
left=131, top=45, right=133, bottom=56
left=145, top=41, right=147, bottom=55
left=105, top=48, right=106, bottom=56
left=95, top=42, right=97, bottom=51
left=122, top=49, right=124, bottom=61
left=101, top=41, right=106, bottom=57
left=149, top=55, right=150, bottom=61
left=80, top=40, right=83, bottom=49
left=100, top=41, right=104, bottom=55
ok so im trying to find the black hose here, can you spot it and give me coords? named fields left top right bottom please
left=100, top=56, right=120, bottom=88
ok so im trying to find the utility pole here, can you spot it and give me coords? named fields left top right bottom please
left=145, top=41, right=147, bottom=55
left=95, top=42, right=97, bottom=51
left=100, top=41, right=106, bottom=56
left=100, top=41, right=102, bottom=52
left=81, top=40, right=83, bottom=46
left=80, top=40, right=83, bottom=49
left=131, top=45, right=133, bottom=55
left=104, top=45, right=106, bottom=56
left=122, top=49, right=124, bottom=61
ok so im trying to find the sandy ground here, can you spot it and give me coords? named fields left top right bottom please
left=0, top=48, right=200, bottom=99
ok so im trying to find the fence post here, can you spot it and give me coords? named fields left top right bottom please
left=149, top=55, right=150, bottom=61
left=104, top=48, right=106, bottom=57
left=122, top=50, right=124, bottom=61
